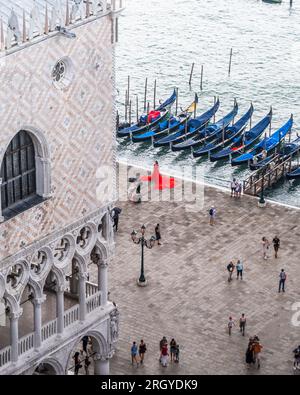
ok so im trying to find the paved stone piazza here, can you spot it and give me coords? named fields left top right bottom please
left=104, top=166, right=300, bottom=375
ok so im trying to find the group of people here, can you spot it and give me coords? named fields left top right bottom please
left=130, top=340, right=147, bottom=367
left=228, top=314, right=247, bottom=336
left=227, top=260, right=243, bottom=281
left=230, top=178, right=242, bottom=198
left=72, top=336, right=93, bottom=375
left=293, top=345, right=300, bottom=371
left=159, top=337, right=179, bottom=367
left=262, top=236, right=280, bottom=259
left=245, top=336, right=263, bottom=369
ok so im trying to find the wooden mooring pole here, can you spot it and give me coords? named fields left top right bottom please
left=200, top=65, right=203, bottom=91
left=144, top=77, right=148, bottom=112
left=125, top=90, right=128, bottom=122
left=175, top=87, right=179, bottom=116
left=228, top=48, right=233, bottom=76
left=290, top=0, right=293, bottom=8
left=213, top=96, right=216, bottom=123
left=153, top=79, right=157, bottom=109
left=136, top=95, right=139, bottom=123
left=189, top=63, right=195, bottom=85
left=129, top=99, right=132, bottom=124
left=127, top=75, right=130, bottom=105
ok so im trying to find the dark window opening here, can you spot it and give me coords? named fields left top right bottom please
left=1, top=131, right=43, bottom=220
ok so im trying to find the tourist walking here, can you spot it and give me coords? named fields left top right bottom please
left=131, top=342, right=139, bottom=367
left=84, top=356, right=91, bottom=375
left=227, top=261, right=235, bottom=282
left=155, top=224, right=162, bottom=245
left=81, top=335, right=89, bottom=355
left=209, top=206, right=216, bottom=225
left=252, top=336, right=263, bottom=369
left=228, top=317, right=235, bottom=335
left=73, top=351, right=82, bottom=375
left=262, top=237, right=270, bottom=259
left=293, top=345, right=300, bottom=371
left=239, top=314, right=246, bottom=336
left=230, top=178, right=237, bottom=197
left=174, top=344, right=180, bottom=363
left=278, top=269, right=287, bottom=293
left=159, top=336, right=167, bottom=363
left=161, top=344, right=169, bottom=367
left=139, top=340, right=147, bottom=365
left=245, top=338, right=255, bottom=366
left=236, top=260, right=243, bottom=280
left=170, top=339, right=177, bottom=362
left=273, top=236, right=280, bottom=258
left=236, top=182, right=242, bottom=198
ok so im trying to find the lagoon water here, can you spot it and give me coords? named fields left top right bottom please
left=116, top=0, right=300, bottom=207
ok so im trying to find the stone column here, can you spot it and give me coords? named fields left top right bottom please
left=97, top=260, right=108, bottom=306
left=33, top=296, right=46, bottom=350
left=10, top=310, right=22, bottom=363
left=79, top=273, right=87, bottom=322
left=0, top=178, right=5, bottom=223
left=56, top=286, right=64, bottom=335
left=94, top=353, right=111, bottom=375
left=35, top=157, right=51, bottom=198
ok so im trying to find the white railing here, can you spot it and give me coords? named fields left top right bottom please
left=41, top=318, right=58, bottom=342
left=64, top=305, right=80, bottom=328
left=18, top=333, right=34, bottom=356
left=86, top=282, right=99, bottom=297
left=86, top=291, right=102, bottom=314
left=0, top=346, right=11, bottom=367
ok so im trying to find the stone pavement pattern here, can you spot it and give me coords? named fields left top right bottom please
left=96, top=171, right=300, bottom=375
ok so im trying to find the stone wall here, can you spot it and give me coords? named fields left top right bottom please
left=0, top=15, right=116, bottom=263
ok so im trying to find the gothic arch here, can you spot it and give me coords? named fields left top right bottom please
left=0, top=126, right=51, bottom=220
left=65, top=330, right=109, bottom=374
left=94, top=240, right=108, bottom=263
left=33, top=358, right=64, bottom=375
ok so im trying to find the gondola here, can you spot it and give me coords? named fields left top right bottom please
left=210, top=109, right=272, bottom=162
left=231, top=115, right=293, bottom=166
left=152, top=98, right=220, bottom=147
left=249, top=135, right=300, bottom=170
left=171, top=100, right=238, bottom=152
left=117, top=89, right=177, bottom=138
left=192, top=104, right=253, bottom=158
left=286, top=167, right=300, bottom=180
left=132, top=98, right=196, bottom=143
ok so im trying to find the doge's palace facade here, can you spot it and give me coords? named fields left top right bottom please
left=0, top=0, right=123, bottom=375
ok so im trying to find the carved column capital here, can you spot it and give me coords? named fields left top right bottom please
left=9, top=308, right=23, bottom=320
left=94, top=351, right=114, bottom=361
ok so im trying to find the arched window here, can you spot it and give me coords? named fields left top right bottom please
left=0, top=131, right=44, bottom=219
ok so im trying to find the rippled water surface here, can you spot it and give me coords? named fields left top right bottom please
left=116, top=0, right=300, bottom=207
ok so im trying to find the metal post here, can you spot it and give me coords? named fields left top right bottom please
left=153, top=79, right=157, bottom=109
left=144, top=78, right=148, bottom=112
left=228, top=48, right=233, bottom=76
left=200, top=65, right=203, bottom=91
left=139, top=239, right=145, bottom=283
left=189, top=63, right=195, bottom=85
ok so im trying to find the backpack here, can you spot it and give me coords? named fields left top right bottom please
left=280, top=272, right=286, bottom=280
left=209, top=208, right=214, bottom=216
